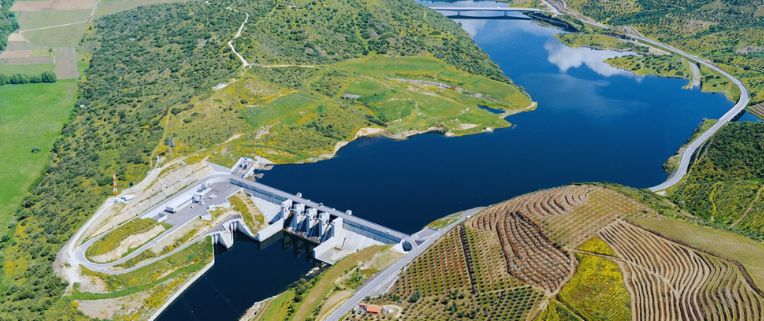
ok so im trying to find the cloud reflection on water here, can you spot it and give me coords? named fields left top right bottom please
left=543, top=40, right=635, bottom=77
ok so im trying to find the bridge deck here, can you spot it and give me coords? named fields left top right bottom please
left=229, top=176, right=410, bottom=242
left=429, top=6, right=545, bottom=12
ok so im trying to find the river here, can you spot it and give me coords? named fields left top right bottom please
left=157, top=3, right=756, bottom=320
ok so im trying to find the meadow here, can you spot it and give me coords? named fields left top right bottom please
left=0, top=81, right=76, bottom=239
left=0, top=62, right=54, bottom=75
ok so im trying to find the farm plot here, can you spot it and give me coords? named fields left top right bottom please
left=383, top=223, right=542, bottom=320
left=22, top=23, right=88, bottom=47
left=470, top=206, right=573, bottom=293
left=16, top=9, right=91, bottom=29
left=537, top=188, right=654, bottom=248
left=54, top=46, right=78, bottom=79
left=599, top=220, right=764, bottom=321
left=10, top=0, right=96, bottom=11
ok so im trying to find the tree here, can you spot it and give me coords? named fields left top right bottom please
left=409, top=291, right=420, bottom=303
left=41, top=71, right=57, bottom=83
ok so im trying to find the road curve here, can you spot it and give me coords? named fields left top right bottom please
left=634, top=35, right=750, bottom=192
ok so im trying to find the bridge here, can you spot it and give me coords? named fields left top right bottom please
left=429, top=6, right=547, bottom=16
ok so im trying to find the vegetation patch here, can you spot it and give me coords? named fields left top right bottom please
left=426, top=212, right=462, bottom=230
left=533, top=299, right=582, bottom=321
left=606, top=54, right=689, bottom=79
left=558, top=253, right=630, bottom=321
left=85, top=218, right=169, bottom=259
left=555, top=33, right=647, bottom=53
left=576, top=235, right=615, bottom=257
left=77, top=238, right=212, bottom=296
left=671, top=122, right=764, bottom=238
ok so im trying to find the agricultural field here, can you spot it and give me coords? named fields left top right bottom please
left=0, top=62, right=54, bottom=75
left=16, top=9, right=90, bottom=30
left=21, top=23, right=88, bottom=47
left=557, top=253, right=630, bottom=321
left=0, top=81, right=76, bottom=239
left=600, top=220, right=764, bottom=320
left=372, top=184, right=764, bottom=321
left=370, top=185, right=650, bottom=320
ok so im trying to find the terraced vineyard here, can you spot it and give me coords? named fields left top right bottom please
left=373, top=185, right=764, bottom=321
left=600, top=220, right=764, bottom=321
left=377, top=185, right=646, bottom=319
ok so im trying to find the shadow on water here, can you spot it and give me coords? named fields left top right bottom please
left=156, top=231, right=319, bottom=321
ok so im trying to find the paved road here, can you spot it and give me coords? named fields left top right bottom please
left=323, top=207, right=484, bottom=321
left=635, top=35, right=750, bottom=191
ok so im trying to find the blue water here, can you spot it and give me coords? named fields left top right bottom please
left=158, top=6, right=741, bottom=320
left=156, top=232, right=318, bottom=320
left=257, top=12, right=735, bottom=234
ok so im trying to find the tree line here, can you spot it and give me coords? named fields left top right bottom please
left=0, top=71, right=57, bottom=85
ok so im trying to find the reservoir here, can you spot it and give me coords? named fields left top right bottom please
left=158, top=3, right=745, bottom=319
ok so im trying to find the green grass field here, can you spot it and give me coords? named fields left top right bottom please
left=0, top=63, right=54, bottom=75
left=16, top=10, right=91, bottom=30
left=22, top=23, right=88, bottom=47
left=0, top=81, right=76, bottom=238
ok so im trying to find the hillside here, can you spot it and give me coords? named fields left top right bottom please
left=364, top=185, right=764, bottom=320
left=671, top=122, right=764, bottom=239
left=560, top=0, right=764, bottom=104
left=0, top=0, right=531, bottom=319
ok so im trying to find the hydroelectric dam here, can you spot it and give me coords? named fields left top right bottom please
left=139, top=157, right=416, bottom=265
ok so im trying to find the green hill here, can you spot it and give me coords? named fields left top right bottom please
left=671, top=122, right=764, bottom=239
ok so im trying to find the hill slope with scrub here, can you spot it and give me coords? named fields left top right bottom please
left=561, top=0, right=764, bottom=104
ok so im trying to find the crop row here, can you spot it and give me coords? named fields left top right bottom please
left=539, top=188, right=653, bottom=248
left=393, top=227, right=471, bottom=297
left=600, top=220, right=764, bottom=321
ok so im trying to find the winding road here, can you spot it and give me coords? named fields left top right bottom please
left=636, top=35, right=750, bottom=192
left=227, top=7, right=250, bottom=68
